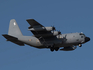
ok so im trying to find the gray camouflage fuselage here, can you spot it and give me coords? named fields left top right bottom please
left=2, top=19, right=90, bottom=51
left=17, top=32, right=86, bottom=48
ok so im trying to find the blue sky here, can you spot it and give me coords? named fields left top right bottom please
left=0, top=0, right=93, bottom=70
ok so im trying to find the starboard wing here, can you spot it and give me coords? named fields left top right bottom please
left=26, top=19, right=53, bottom=38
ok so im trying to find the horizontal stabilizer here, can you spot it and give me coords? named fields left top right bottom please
left=2, top=34, right=24, bottom=46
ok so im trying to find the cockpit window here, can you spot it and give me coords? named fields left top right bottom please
left=81, top=36, right=83, bottom=38
left=79, top=33, right=85, bottom=36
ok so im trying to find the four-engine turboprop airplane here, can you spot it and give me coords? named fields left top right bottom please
left=2, top=19, right=90, bottom=51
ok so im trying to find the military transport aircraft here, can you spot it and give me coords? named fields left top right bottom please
left=2, top=19, right=90, bottom=51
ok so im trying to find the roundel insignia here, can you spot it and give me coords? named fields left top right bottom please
left=29, top=39, right=31, bottom=41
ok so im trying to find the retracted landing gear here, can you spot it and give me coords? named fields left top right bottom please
left=50, top=46, right=59, bottom=52
left=50, top=47, right=54, bottom=52
left=55, top=47, right=59, bottom=51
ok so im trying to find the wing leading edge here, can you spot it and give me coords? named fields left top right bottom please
left=26, top=19, right=61, bottom=47
left=26, top=19, right=61, bottom=38
left=26, top=19, right=44, bottom=29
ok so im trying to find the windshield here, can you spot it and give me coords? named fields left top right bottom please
left=79, top=33, right=85, bottom=36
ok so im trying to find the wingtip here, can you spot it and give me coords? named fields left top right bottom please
left=26, top=19, right=35, bottom=21
left=2, top=34, right=8, bottom=36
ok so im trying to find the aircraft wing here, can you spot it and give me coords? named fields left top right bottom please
left=26, top=19, right=61, bottom=47
left=26, top=19, right=44, bottom=28
left=26, top=19, right=57, bottom=38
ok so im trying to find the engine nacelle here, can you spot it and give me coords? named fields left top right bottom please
left=28, top=27, right=45, bottom=31
left=60, top=46, right=77, bottom=51
left=52, top=31, right=61, bottom=36
left=35, top=31, right=61, bottom=37
left=45, top=27, right=55, bottom=31
left=28, top=27, right=55, bottom=31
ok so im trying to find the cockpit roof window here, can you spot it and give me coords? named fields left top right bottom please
left=79, top=33, right=85, bottom=36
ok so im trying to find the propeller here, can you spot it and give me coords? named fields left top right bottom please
left=52, top=26, right=56, bottom=30
left=51, top=26, right=56, bottom=33
left=58, top=30, right=61, bottom=35
left=51, top=26, right=61, bottom=35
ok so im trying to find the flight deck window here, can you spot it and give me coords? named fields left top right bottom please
left=80, top=33, right=83, bottom=35
left=80, top=33, right=85, bottom=36
left=81, top=36, right=83, bottom=38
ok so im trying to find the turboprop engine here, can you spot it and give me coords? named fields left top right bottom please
left=51, top=31, right=61, bottom=36
left=28, top=26, right=56, bottom=31
left=45, top=27, right=56, bottom=31
left=35, top=31, right=61, bottom=37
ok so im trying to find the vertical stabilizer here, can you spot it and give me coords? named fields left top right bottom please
left=8, top=19, right=23, bottom=37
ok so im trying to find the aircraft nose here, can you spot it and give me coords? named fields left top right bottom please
left=85, top=37, right=90, bottom=42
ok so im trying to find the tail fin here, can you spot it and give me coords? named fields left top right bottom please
left=8, top=19, right=23, bottom=37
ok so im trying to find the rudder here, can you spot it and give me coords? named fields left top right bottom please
left=8, top=19, right=23, bottom=37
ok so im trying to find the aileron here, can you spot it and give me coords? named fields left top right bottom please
left=26, top=19, right=44, bottom=28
